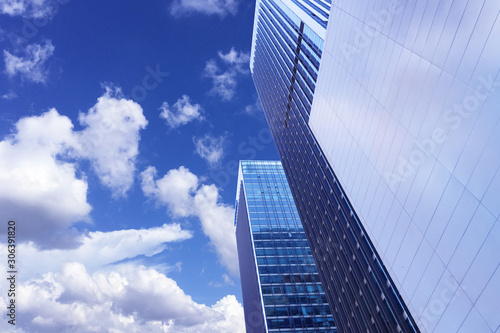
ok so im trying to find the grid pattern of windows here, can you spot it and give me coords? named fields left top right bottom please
left=252, top=0, right=325, bottom=123
left=250, top=0, right=420, bottom=332
left=235, top=160, right=336, bottom=332
left=289, top=0, right=330, bottom=28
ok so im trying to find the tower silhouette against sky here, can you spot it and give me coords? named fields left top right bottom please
left=235, top=160, right=336, bottom=333
left=250, top=0, right=500, bottom=332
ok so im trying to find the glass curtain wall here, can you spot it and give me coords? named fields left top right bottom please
left=236, top=160, right=336, bottom=332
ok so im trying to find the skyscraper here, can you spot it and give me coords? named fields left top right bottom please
left=251, top=0, right=500, bottom=332
left=235, top=160, right=336, bottom=333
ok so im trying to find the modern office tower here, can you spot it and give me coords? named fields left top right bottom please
left=235, top=160, right=337, bottom=333
left=251, top=0, right=500, bottom=332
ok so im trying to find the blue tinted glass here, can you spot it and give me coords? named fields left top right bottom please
left=239, top=160, right=335, bottom=331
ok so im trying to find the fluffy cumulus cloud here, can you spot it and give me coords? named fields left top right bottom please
left=169, top=0, right=238, bottom=17
left=3, top=40, right=55, bottom=83
left=0, top=262, right=245, bottom=332
left=159, top=95, right=203, bottom=129
left=0, top=87, right=147, bottom=248
left=0, top=0, right=54, bottom=18
left=0, top=223, right=243, bottom=332
left=74, top=87, right=148, bottom=197
left=203, top=47, right=250, bottom=101
left=141, top=166, right=239, bottom=275
left=141, top=166, right=198, bottom=217
left=0, top=108, right=90, bottom=248
left=217, top=47, right=250, bottom=69
left=0, top=222, right=245, bottom=332
left=193, top=134, right=227, bottom=168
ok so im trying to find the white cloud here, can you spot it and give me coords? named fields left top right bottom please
left=222, top=273, right=234, bottom=285
left=203, top=59, right=237, bottom=101
left=159, top=95, right=203, bottom=129
left=141, top=166, right=198, bottom=217
left=0, top=262, right=245, bottom=333
left=74, top=86, right=148, bottom=197
left=3, top=40, right=54, bottom=83
left=194, top=184, right=238, bottom=274
left=0, top=87, right=147, bottom=248
left=169, top=0, right=238, bottom=17
left=0, top=0, right=54, bottom=18
left=203, top=48, right=250, bottom=101
left=210, top=273, right=235, bottom=287
left=242, top=96, right=263, bottom=116
left=140, top=166, right=239, bottom=275
left=14, top=223, right=192, bottom=280
left=0, top=223, right=241, bottom=332
left=1, top=90, right=17, bottom=100
left=0, top=108, right=90, bottom=248
left=218, top=48, right=250, bottom=71
left=194, top=134, right=227, bottom=168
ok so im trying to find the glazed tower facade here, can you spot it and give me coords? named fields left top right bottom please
left=235, top=160, right=336, bottom=333
left=250, top=0, right=420, bottom=332
left=251, top=0, right=500, bottom=332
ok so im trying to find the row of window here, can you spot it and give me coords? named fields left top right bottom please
left=252, top=224, right=303, bottom=232
left=254, top=240, right=311, bottom=248
left=256, top=246, right=312, bottom=256
left=249, top=211, right=299, bottom=218
left=245, top=188, right=288, bottom=194
left=253, top=232, right=307, bottom=240
left=260, top=273, right=322, bottom=284
left=243, top=176, right=288, bottom=182
left=259, top=264, right=319, bottom=275
left=251, top=224, right=302, bottom=231
left=269, top=327, right=338, bottom=333
left=263, top=293, right=328, bottom=306
left=249, top=215, right=300, bottom=221
left=267, top=316, right=335, bottom=329
left=257, top=255, right=316, bottom=265
left=262, top=283, right=324, bottom=295
left=250, top=218, right=300, bottom=225
left=265, top=304, right=332, bottom=317
left=246, top=197, right=296, bottom=206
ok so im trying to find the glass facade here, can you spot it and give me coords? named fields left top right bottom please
left=250, top=0, right=326, bottom=123
left=308, top=1, right=500, bottom=332
left=250, top=0, right=420, bottom=332
left=235, top=160, right=336, bottom=332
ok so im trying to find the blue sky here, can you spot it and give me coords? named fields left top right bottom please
left=0, top=0, right=279, bottom=331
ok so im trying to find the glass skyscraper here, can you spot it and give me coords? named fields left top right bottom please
left=250, top=0, right=419, bottom=332
left=251, top=0, right=500, bottom=332
left=235, top=160, right=336, bottom=333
